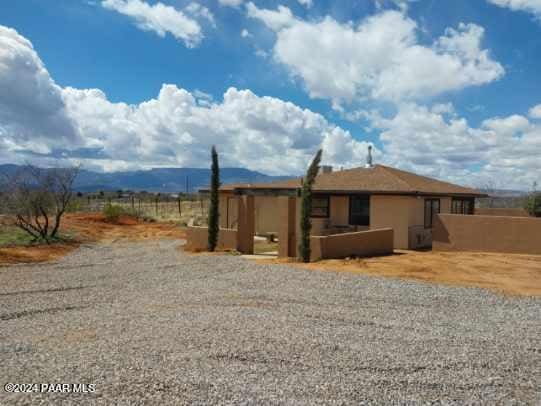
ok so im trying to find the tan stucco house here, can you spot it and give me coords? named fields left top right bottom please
left=216, top=163, right=486, bottom=250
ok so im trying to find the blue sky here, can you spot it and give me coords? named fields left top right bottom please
left=0, top=0, right=540, bottom=189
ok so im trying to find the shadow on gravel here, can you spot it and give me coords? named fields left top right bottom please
left=0, top=305, right=89, bottom=321
left=0, top=285, right=95, bottom=297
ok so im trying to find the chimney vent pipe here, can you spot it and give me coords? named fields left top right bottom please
left=365, top=145, right=374, bottom=168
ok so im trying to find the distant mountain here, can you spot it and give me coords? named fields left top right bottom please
left=485, top=189, right=528, bottom=198
left=0, top=164, right=292, bottom=193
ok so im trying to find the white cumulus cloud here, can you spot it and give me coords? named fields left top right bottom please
left=529, top=104, right=541, bottom=119
left=101, top=0, right=204, bottom=47
left=62, top=85, right=376, bottom=174
left=185, top=2, right=215, bottom=26
left=219, top=0, right=244, bottom=7
left=0, top=25, right=374, bottom=175
left=246, top=2, right=295, bottom=31
left=1, top=24, right=539, bottom=190
left=487, top=0, right=541, bottom=20
left=297, top=0, right=313, bottom=8
left=247, top=6, right=504, bottom=106
left=368, top=103, right=541, bottom=189
left=0, top=26, right=81, bottom=155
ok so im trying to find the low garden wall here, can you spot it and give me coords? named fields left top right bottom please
left=310, top=228, right=394, bottom=261
left=475, top=208, right=530, bottom=217
left=433, top=214, right=541, bottom=255
left=185, top=226, right=237, bottom=251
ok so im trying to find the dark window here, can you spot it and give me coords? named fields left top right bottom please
left=451, top=198, right=474, bottom=215
left=424, top=198, right=440, bottom=228
left=349, top=195, right=370, bottom=226
left=311, top=196, right=330, bottom=218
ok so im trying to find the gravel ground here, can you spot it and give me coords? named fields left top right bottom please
left=1, top=240, right=540, bottom=405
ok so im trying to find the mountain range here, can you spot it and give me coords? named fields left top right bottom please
left=0, top=164, right=292, bottom=193
left=0, top=164, right=529, bottom=195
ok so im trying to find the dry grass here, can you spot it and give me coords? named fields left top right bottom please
left=259, top=250, right=541, bottom=297
left=253, top=240, right=278, bottom=255
left=0, top=213, right=186, bottom=265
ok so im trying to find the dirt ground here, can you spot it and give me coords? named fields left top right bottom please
left=261, top=250, right=541, bottom=297
left=0, top=213, right=185, bottom=265
left=2, top=215, right=540, bottom=297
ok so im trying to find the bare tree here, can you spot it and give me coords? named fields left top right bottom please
left=3, top=165, right=79, bottom=243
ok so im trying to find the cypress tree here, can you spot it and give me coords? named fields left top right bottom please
left=299, top=149, right=322, bottom=262
left=208, top=146, right=220, bottom=251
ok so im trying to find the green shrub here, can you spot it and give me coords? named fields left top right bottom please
left=103, top=203, right=127, bottom=222
left=524, top=192, right=541, bottom=217
left=66, top=199, right=83, bottom=212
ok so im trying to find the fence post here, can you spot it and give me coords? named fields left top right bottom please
left=178, top=196, right=182, bottom=217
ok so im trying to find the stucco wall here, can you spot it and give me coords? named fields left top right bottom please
left=330, top=195, right=349, bottom=225
left=278, top=196, right=297, bottom=258
left=310, top=228, right=394, bottom=261
left=254, top=196, right=280, bottom=234
left=218, top=193, right=238, bottom=229
left=440, top=197, right=452, bottom=214
left=475, top=208, right=530, bottom=217
left=370, top=196, right=412, bottom=249
left=219, top=192, right=467, bottom=251
left=311, top=217, right=329, bottom=235
left=409, top=196, right=452, bottom=224
left=185, top=226, right=238, bottom=251
left=219, top=194, right=279, bottom=234
left=433, top=214, right=541, bottom=255
left=407, top=196, right=452, bottom=249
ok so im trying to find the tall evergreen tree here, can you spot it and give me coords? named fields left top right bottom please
left=208, top=146, right=220, bottom=251
left=299, top=149, right=322, bottom=262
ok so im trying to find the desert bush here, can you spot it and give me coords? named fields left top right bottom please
left=103, top=203, right=128, bottom=222
left=524, top=192, right=541, bottom=217
left=67, top=199, right=83, bottom=212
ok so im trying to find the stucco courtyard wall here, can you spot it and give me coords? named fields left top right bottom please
left=219, top=193, right=238, bottom=229
left=254, top=196, right=280, bottom=235
left=433, top=214, right=541, bottom=255
left=185, top=226, right=238, bottom=251
left=219, top=195, right=279, bottom=235
left=310, top=228, right=394, bottom=261
left=218, top=192, right=463, bottom=251
left=370, top=196, right=413, bottom=249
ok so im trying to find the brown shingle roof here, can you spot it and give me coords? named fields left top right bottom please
left=219, top=165, right=486, bottom=197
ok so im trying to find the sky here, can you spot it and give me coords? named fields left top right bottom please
left=0, top=0, right=540, bottom=190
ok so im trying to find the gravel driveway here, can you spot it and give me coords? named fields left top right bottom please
left=1, top=240, right=540, bottom=405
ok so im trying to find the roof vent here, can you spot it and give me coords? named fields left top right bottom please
left=320, top=165, right=333, bottom=174
left=365, top=145, right=374, bottom=168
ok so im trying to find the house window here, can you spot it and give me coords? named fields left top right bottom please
left=424, top=198, right=440, bottom=229
left=311, top=196, right=330, bottom=218
left=349, top=195, right=370, bottom=226
left=451, top=198, right=474, bottom=215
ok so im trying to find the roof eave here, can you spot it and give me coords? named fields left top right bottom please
left=215, top=187, right=487, bottom=198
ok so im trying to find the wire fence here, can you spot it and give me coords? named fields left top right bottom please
left=70, top=194, right=210, bottom=224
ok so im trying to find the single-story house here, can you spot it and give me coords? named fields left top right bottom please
left=215, top=160, right=486, bottom=251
